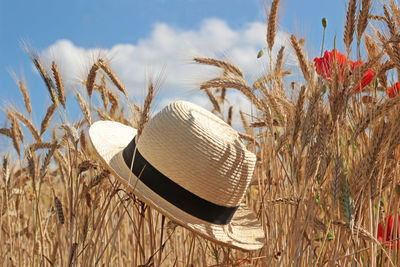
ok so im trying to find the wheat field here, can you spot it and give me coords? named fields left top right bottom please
left=3, top=0, right=400, bottom=266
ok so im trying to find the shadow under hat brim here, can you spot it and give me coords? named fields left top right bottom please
left=89, top=120, right=265, bottom=251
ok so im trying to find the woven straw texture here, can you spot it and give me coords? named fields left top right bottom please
left=137, top=101, right=256, bottom=207
left=89, top=101, right=265, bottom=250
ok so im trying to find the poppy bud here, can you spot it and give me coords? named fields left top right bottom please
left=257, top=47, right=266, bottom=58
left=322, top=18, right=327, bottom=28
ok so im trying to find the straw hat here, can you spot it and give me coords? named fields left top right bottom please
left=89, top=100, right=265, bottom=250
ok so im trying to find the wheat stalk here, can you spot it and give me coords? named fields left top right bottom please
left=390, top=0, right=400, bottom=29
left=201, top=77, right=266, bottom=115
left=138, top=81, right=155, bottom=136
left=99, top=75, right=109, bottom=108
left=344, top=0, right=357, bottom=54
left=384, top=5, right=397, bottom=36
left=364, top=34, right=380, bottom=60
left=12, top=73, right=32, bottom=116
left=79, top=130, right=88, bottom=153
left=86, top=62, right=99, bottom=98
left=193, top=57, right=244, bottom=78
left=95, top=108, right=112, bottom=121
left=77, top=160, right=97, bottom=176
left=0, top=128, right=12, bottom=138
left=357, top=0, right=371, bottom=42
left=12, top=109, right=40, bottom=141
left=290, top=35, right=311, bottom=83
left=52, top=61, right=66, bottom=108
left=239, top=110, right=249, bottom=133
left=54, top=196, right=64, bottom=224
left=98, top=58, right=127, bottom=97
left=352, top=97, right=400, bottom=140
left=203, top=87, right=221, bottom=114
left=369, top=14, right=386, bottom=21
left=275, top=46, right=285, bottom=73
left=227, top=106, right=233, bottom=125
left=267, top=0, right=280, bottom=51
left=76, top=93, right=92, bottom=126
left=39, top=141, right=58, bottom=179
left=107, top=91, right=119, bottom=117
left=27, top=142, right=56, bottom=152
left=40, top=104, right=57, bottom=136
left=88, top=169, right=110, bottom=190
left=301, top=88, right=320, bottom=147
left=331, top=155, right=343, bottom=214
left=266, top=94, right=285, bottom=127
left=31, top=57, right=59, bottom=107
left=60, top=123, right=79, bottom=144
left=8, top=112, right=21, bottom=155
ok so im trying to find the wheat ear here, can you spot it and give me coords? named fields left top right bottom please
left=40, top=104, right=57, bottom=136
left=76, top=93, right=92, bottom=126
left=12, top=109, right=41, bottom=141
left=12, top=72, right=32, bottom=116
left=31, top=57, right=59, bottom=107
left=275, top=46, right=285, bottom=73
left=86, top=62, right=99, bottom=98
left=51, top=61, right=66, bottom=108
left=267, top=0, right=280, bottom=51
left=227, top=106, right=233, bottom=125
left=193, top=57, right=244, bottom=78
left=138, top=81, right=154, bottom=136
left=357, top=0, right=372, bottom=42
left=8, top=112, right=21, bottom=155
left=203, top=87, right=221, bottom=114
left=290, top=35, right=311, bottom=83
left=344, top=0, right=357, bottom=54
left=98, top=58, right=127, bottom=97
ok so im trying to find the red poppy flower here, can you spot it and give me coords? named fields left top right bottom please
left=314, top=49, right=349, bottom=81
left=314, top=49, right=374, bottom=92
left=349, top=59, right=364, bottom=70
left=354, top=68, right=374, bottom=93
left=378, top=214, right=400, bottom=249
left=387, top=82, right=400, bottom=98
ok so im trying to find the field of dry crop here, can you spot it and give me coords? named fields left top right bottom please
left=3, top=0, right=400, bottom=266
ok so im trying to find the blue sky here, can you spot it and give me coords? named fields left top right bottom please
left=0, top=0, right=348, bottom=130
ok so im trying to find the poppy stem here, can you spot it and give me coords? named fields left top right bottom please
left=320, top=18, right=327, bottom=57
left=320, top=27, right=326, bottom=57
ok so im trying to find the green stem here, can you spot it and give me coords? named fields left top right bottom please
left=321, top=27, right=326, bottom=57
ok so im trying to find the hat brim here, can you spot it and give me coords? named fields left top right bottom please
left=89, top=120, right=265, bottom=251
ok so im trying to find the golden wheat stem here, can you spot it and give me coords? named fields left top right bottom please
left=39, top=104, right=56, bottom=136
left=290, top=35, right=311, bottom=83
left=204, top=87, right=221, bottom=114
left=193, top=57, right=244, bottom=78
left=31, top=57, right=59, bottom=107
left=51, top=61, right=66, bottom=108
left=357, top=0, right=371, bottom=42
left=137, top=81, right=154, bottom=137
left=11, top=72, right=32, bottom=116
left=76, top=93, right=92, bottom=126
left=344, top=0, right=357, bottom=55
left=275, top=46, right=285, bottom=73
left=98, top=59, right=127, bottom=97
left=267, top=0, right=280, bottom=51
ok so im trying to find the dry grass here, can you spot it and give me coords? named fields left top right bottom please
left=4, top=1, right=400, bottom=266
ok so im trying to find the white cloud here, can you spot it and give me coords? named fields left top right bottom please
left=41, top=18, right=291, bottom=128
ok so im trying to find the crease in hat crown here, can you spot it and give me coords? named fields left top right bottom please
left=136, top=100, right=257, bottom=208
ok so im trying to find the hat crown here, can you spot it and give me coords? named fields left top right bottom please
left=137, top=101, right=256, bottom=207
